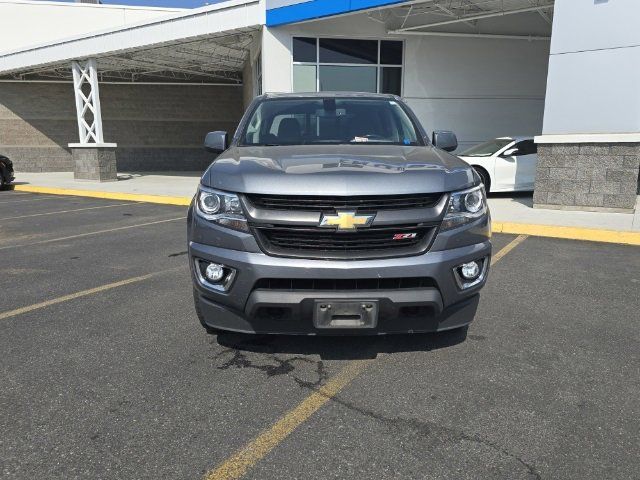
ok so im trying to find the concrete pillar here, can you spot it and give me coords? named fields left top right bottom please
left=70, top=59, right=118, bottom=182
left=534, top=0, right=640, bottom=212
left=261, top=27, right=292, bottom=93
left=69, top=143, right=118, bottom=182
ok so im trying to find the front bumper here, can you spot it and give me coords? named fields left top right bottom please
left=189, top=239, right=491, bottom=335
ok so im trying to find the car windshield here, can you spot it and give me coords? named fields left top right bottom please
left=461, top=139, right=513, bottom=157
left=240, top=97, right=422, bottom=147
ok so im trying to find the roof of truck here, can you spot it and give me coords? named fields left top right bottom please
left=259, top=92, right=401, bottom=100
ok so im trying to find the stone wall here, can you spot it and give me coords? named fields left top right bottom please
left=0, top=82, right=243, bottom=172
left=533, top=143, right=640, bottom=212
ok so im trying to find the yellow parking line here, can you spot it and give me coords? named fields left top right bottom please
left=203, top=236, right=529, bottom=480
left=491, top=234, right=528, bottom=265
left=0, top=195, right=63, bottom=204
left=13, top=185, right=192, bottom=206
left=204, top=360, right=373, bottom=480
left=0, top=272, right=157, bottom=321
left=0, top=216, right=186, bottom=250
left=0, top=202, right=142, bottom=221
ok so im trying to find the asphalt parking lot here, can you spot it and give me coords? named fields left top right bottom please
left=1, top=191, right=638, bottom=480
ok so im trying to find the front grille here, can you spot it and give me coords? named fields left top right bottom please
left=245, top=193, right=442, bottom=211
left=253, top=224, right=437, bottom=260
left=254, top=277, right=437, bottom=291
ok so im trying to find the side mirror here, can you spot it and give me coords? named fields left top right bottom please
left=204, top=131, right=228, bottom=154
left=502, top=148, right=518, bottom=157
left=432, top=130, right=458, bottom=152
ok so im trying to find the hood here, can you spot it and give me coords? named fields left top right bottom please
left=202, top=145, right=476, bottom=196
left=457, top=156, right=478, bottom=164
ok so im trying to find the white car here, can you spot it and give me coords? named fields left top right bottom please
left=458, top=136, right=538, bottom=193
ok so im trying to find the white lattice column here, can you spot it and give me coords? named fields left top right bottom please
left=72, top=59, right=104, bottom=144
left=69, top=59, right=118, bottom=182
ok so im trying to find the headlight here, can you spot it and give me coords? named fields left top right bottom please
left=441, top=184, right=487, bottom=231
left=195, top=186, right=249, bottom=232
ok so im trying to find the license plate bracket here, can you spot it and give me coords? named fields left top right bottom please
left=313, top=300, right=379, bottom=329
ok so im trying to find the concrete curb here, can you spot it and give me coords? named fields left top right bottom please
left=12, top=185, right=640, bottom=246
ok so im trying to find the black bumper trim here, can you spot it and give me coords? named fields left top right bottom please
left=196, top=290, right=478, bottom=335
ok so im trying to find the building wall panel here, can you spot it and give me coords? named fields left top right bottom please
left=0, top=82, right=243, bottom=172
left=403, top=35, right=549, bottom=150
left=542, top=0, right=640, bottom=136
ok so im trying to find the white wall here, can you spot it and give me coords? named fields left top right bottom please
left=264, top=12, right=550, bottom=151
left=404, top=36, right=549, bottom=151
left=0, top=0, right=183, bottom=54
left=542, top=0, right=640, bottom=136
left=262, top=26, right=293, bottom=93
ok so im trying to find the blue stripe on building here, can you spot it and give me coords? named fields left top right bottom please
left=266, top=0, right=408, bottom=27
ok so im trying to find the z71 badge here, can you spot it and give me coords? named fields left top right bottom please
left=392, top=233, right=418, bottom=240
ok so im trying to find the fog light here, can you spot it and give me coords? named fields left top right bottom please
left=460, top=261, right=480, bottom=280
left=453, top=257, right=488, bottom=290
left=195, top=259, right=236, bottom=292
left=205, top=263, right=225, bottom=282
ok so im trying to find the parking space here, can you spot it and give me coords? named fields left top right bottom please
left=1, top=191, right=639, bottom=480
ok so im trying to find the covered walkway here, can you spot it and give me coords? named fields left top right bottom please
left=0, top=0, right=262, bottom=177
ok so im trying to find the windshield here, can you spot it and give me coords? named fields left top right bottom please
left=461, top=139, right=513, bottom=157
left=240, top=98, right=422, bottom=147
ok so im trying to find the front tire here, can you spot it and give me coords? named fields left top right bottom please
left=473, top=167, right=491, bottom=193
left=0, top=164, right=7, bottom=189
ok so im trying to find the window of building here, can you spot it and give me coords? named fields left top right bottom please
left=293, top=37, right=403, bottom=95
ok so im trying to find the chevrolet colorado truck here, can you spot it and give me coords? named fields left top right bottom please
left=188, top=93, right=491, bottom=335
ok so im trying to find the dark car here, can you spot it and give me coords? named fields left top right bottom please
left=188, top=93, right=491, bottom=335
left=0, top=155, right=14, bottom=188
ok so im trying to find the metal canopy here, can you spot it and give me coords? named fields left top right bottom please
left=367, top=0, right=555, bottom=38
left=0, top=0, right=261, bottom=83
left=4, top=29, right=257, bottom=83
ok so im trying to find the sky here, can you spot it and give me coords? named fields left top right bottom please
left=51, top=0, right=221, bottom=8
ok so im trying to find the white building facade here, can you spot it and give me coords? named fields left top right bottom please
left=0, top=0, right=638, bottom=211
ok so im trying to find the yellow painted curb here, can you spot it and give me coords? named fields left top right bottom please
left=13, top=185, right=192, bottom=206
left=492, top=221, right=640, bottom=246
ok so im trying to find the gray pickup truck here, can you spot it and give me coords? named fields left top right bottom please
left=188, top=93, right=491, bottom=335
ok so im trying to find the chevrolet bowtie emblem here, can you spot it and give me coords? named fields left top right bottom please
left=319, top=211, right=375, bottom=230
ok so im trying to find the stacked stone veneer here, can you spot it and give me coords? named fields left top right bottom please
left=0, top=82, right=244, bottom=173
left=72, top=146, right=117, bottom=182
left=533, top=143, right=640, bottom=212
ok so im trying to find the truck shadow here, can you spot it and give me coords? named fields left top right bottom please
left=214, top=327, right=468, bottom=361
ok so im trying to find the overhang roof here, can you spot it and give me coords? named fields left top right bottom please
left=382, top=0, right=554, bottom=36
left=0, top=0, right=263, bottom=83
left=268, top=0, right=554, bottom=38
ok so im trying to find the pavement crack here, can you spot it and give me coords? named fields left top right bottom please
left=320, top=395, right=542, bottom=480
left=208, top=343, right=539, bottom=478
left=292, top=358, right=329, bottom=389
